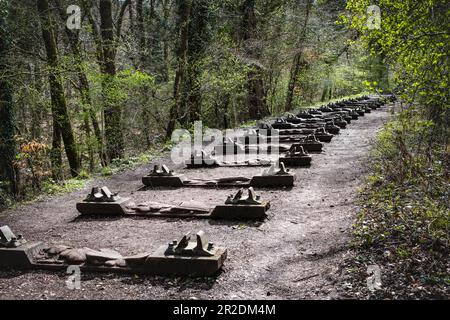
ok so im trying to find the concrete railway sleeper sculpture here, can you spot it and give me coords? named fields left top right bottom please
left=214, top=136, right=323, bottom=154
left=0, top=226, right=226, bottom=276
left=238, top=128, right=333, bottom=144
left=76, top=186, right=270, bottom=220
left=142, top=163, right=295, bottom=188
left=185, top=144, right=313, bottom=168
left=261, top=120, right=341, bottom=135
left=184, top=150, right=273, bottom=169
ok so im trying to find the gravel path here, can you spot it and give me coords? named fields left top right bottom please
left=0, top=106, right=393, bottom=300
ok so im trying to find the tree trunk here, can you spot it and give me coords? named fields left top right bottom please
left=50, top=120, right=63, bottom=181
left=30, top=63, right=44, bottom=140
left=166, top=0, right=193, bottom=140
left=79, top=69, right=107, bottom=167
left=185, top=0, right=211, bottom=124
left=247, top=68, right=266, bottom=119
left=37, top=0, right=80, bottom=178
left=99, top=0, right=124, bottom=161
left=285, top=0, right=313, bottom=112
left=241, top=0, right=269, bottom=120
left=0, top=10, right=19, bottom=196
left=161, top=0, right=171, bottom=82
left=54, top=0, right=107, bottom=168
left=136, top=0, right=147, bottom=69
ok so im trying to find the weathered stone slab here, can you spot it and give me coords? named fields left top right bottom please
left=123, top=252, right=152, bottom=267
left=280, top=145, right=312, bottom=167
left=76, top=198, right=130, bottom=215
left=0, top=225, right=26, bottom=248
left=0, top=241, right=43, bottom=268
left=325, top=125, right=340, bottom=134
left=250, top=174, right=295, bottom=187
left=144, top=247, right=227, bottom=276
left=104, top=259, right=127, bottom=268
left=185, top=150, right=221, bottom=168
left=279, top=156, right=312, bottom=167
left=142, top=175, right=186, bottom=187
left=314, top=129, right=333, bottom=143
left=59, top=248, right=87, bottom=264
left=145, top=248, right=227, bottom=276
left=294, top=141, right=323, bottom=152
left=85, top=248, right=123, bottom=265
left=45, top=245, right=72, bottom=256
left=211, top=202, right=270, bottom=220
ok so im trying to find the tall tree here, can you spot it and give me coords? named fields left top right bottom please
left=165, top=0, right=193, bottom=139
left=285, top=0, right=313, bottom=111
left=37, top=0, right=80, bottom=177
left=135, top=0, right=147, bottom=69
left=53, top=0, right=107, bottom=168
left=185, top=0, right=213, bottom=123
left=241, top=0, right=269, bottom=119
left=98, top=0, right=130, bottom=161
left=161, top=0, right=171, bottom=82
left=0, top=1, right=19, bottom=196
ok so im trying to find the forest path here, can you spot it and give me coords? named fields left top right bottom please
left=0, top=106, right=393, bottom=300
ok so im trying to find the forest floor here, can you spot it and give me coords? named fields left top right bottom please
left=0, top=105, right=394, bottom=300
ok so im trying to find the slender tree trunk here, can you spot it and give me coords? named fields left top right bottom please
left=129, top=1, right=135, bottom=31
left=185, top=0, right=211, bottom=124
left=99, top=0, right=124, bottom=161
left=241, top=0, right=269, bottom=120
left=0, top=11, right=19, bottom=196
left=166, top=0, right=193, bottom=140
left=142, top=102, right=152, bottom=148
left=79, top=70, right=107, bottom=167
left=30, top=63, right=44, bottom=140
left=285, top=0, right=313, bottom=111
left=37, top=0, right=80, bottom=177
left=73, top=48, right=106, bottom=168
left=82, top=112, right=94, bottom=171
left=54, top=0, right=107, bottom=168
left=136, top=0, right=147, bottom=69
left=50, top=120, right=63, bottom=181
left=84, top=0, right=104, bottom=67
left=246, top=69, right=266, bottom=119
left=161, top=0, right=171, bottom=82
left=187, top=66, right=202, bottom=123
left=223, top=95, right=230, bottom=129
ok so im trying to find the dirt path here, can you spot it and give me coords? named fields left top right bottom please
left=0, top=106, right=393, bottom=300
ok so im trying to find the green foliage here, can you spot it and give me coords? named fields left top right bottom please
left=101, top=145, right=166, bottom=177
left=354, top=107, right=449, bottom=266
left=42, top=178, right=88, bottom=196
left=344, top=0, right=450, bottom=123
left=77, top=169, right=91, bottom=180
left=239, top=120, right=257, bottom=128
left=201, top=33, right=250, bottom=128
left=349, top=108, right=449, bottom=297
left=117, top=69, right=156, bottom=90
left=0, top=186, right=14, bottom=210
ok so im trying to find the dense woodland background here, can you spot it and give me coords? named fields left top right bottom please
left=0, top=0, right=384, bottom=203
left=0, top=0, right=448, bottom=207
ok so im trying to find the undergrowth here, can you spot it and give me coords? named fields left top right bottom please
left=342, top=106, right=449, bottom=299
left=0, top=142, right=171, bottom=212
